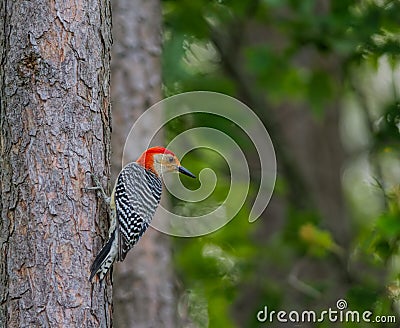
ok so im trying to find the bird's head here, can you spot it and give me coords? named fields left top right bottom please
left=136, top=146, right=196, bottom=178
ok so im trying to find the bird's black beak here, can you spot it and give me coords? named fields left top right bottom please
left=178, top=166, right=196, bottom=178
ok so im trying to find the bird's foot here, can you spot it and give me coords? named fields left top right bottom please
left=83, top=173, right=111, bottom=205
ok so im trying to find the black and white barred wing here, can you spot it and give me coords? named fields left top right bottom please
left=114, top=162, right=162, bottom=261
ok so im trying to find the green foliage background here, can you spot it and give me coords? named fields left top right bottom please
left=161, top=0, right=400, bottom=327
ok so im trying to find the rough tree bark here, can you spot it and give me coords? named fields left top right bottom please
left=110, top=0, right=179, bottom=327
left=0, top=0, right=113, bottom=327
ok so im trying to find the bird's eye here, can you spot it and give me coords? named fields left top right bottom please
left=168, top=157, right=174, bottom=163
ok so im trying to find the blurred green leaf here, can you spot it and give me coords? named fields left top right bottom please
left=347, top=285, right=379, bottom=312
left=307, top=70, right=335, bottom=119
left=375, top=212, right=400, bottom=239
left=299, top=223, right=340, bottom=257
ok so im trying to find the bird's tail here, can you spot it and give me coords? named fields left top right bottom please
left=90, top=230, right=118, bottom=282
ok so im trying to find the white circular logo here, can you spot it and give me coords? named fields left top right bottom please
left=336, top=299, right=348, bottom=310
left=123, top=91, right=277, bottom=237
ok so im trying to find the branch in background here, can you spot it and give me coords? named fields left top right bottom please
left=288, top=260, right=322, bottom=299
left=349, top=77, right=388, bottom=209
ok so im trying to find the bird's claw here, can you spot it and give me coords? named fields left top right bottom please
left=84, top=173, right=111, bottom=205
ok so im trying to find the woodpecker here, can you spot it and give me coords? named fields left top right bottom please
left=89, top=146, right=196, bottom=282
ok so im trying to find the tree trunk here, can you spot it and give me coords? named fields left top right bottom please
left=110, top=0, right=178, bottom=327
left=0, top=0, right=113, bottom=327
